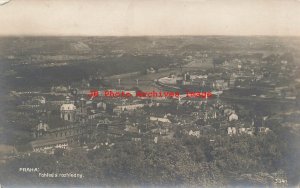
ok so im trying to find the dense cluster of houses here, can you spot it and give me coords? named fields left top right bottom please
left=24, top=85, right=274, bottom=154
left=16, top=53, right=299, bottom=154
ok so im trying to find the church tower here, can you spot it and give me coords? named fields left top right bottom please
left=60, top=96, right=76, bottom=122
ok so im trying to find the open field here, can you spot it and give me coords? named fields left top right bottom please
left=106, top=59, right=214, bottom=90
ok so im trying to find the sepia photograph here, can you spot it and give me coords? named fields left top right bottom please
left=0, top=0, right=300, bottom=187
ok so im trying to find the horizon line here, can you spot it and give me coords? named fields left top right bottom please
left=0, top=34, right=300, bottom=38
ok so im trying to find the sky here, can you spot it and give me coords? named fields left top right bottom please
left=0, top=0, right=300, bottom=36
